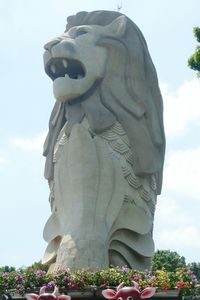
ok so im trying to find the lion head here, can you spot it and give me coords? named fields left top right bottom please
left=43, top=10, right=165, bottom=194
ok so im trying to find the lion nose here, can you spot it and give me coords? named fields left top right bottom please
left=44, top=38, right=60, bottom=51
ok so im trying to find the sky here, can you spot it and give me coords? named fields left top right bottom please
left=0, top=0, right=200, bottom=268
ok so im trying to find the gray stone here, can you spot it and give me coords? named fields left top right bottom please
left=42, top=10, right=165, bottom=271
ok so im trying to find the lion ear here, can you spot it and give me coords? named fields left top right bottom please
left=105, top=15, right=127, bottom=38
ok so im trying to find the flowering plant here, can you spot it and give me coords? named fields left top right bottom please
left=0, top=267, right=198, bottom=298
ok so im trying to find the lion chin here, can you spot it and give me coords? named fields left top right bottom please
left=42, top=11, right=165, bottom=272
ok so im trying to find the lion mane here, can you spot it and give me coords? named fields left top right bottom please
left=43, top=10, right=165, bottom=270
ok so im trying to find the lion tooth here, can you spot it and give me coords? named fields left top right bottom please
left=62, top=59, right=68, bottom=68
left=51, top=64, right=56, bottom=74
left=77, top=74, right=83, bottom=79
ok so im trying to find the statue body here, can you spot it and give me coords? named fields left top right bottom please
left=42, top=11, right=165, bottom=271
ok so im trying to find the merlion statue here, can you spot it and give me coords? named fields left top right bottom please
left=42, top=10, right=165, bottom=272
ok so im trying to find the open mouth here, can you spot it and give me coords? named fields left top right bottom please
left=45, top=58, right=86, bottom=80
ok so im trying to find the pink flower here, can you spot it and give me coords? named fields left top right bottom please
left=71, top=283, right=77, bottom=289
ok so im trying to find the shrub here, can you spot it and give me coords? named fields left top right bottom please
left=0, top=267, right=198, bottom=297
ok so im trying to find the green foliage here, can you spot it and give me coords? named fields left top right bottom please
left=0, top=265, right=16, bottom=272
left=151, top=250, right=186, bottom=272
left=0, top=258, right=199, bottom=297
left=188, top=262, right=200, bottom=280
left=0, top=266, right=197, bottom=297
left=188, top=27, right=200, bottom=77
left=25, top=261, right=49, bottom=272
left=193, top=27, right=200, bottom=43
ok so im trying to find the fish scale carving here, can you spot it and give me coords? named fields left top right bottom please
left=53, top=121, right=157, bottom=213
left=99, top=122, right=157, bottom=210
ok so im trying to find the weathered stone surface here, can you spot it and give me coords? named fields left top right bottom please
left=42, top=10, right=165, bottom=271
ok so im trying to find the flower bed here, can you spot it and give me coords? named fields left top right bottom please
left=0, top=267, right=198, bottom=299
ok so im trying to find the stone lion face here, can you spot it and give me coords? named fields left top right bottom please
left=43, top=16, right=127, bottom=102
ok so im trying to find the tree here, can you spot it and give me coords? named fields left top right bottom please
left=0, top=265, right=16, bottom=272
left=187, top=262, right=200, bottom=280
left=151, top=250, right=186, bottom=272
left=188, top=27, right=200, bottom=77
left=17, top=260, right=48, bottom=273
left=26, top=260, right=48, bottom=272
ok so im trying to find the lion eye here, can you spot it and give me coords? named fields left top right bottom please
left=75, top=29, right=88, bottom=37
left=127, top=297, right=133, bottom=300
left=118, top=297, right=123, bottom=300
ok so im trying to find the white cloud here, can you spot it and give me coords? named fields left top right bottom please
left=155, top=197, right=193, bottom=227
left=0, top=157, right=6, bottom=165
left=11, top=132, right=46, bottom=152
left=163, top=147, right=200, bottom=201
left=154, top=79, right=200, bottom=260
left=154, top=197, right=200, bottom=261
left=160, top=79, right=200, bottom=137
left=159, top=226, right=200, bottom=248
